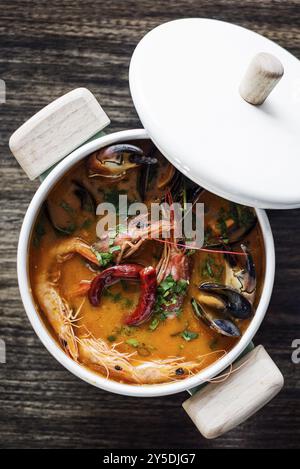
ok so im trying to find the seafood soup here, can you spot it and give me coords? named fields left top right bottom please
left=29, top=140, right=265, bottom=385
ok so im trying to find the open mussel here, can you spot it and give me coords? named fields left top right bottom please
left=138, top=143, right=159, bottom=201
left=87, top=144, right=157, bottom=180
left=46, top=181, right=96, bottom=235
left=191, top=255, right=254, bottom=336
left=224, top=243, right=256, bottom=303
left=199, top=283, right=253, bottom=319
left=191, top=298, right=241, bottom=337
left=159, top=172, right=203, bottom=206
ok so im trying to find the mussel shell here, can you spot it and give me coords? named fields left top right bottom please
left=213, top=319, right=241, bottom=337
left=46, top=181, right=95, bottom=235
left=138, top=144, right=158, bottom=201
left=240, top=243, right=256, bottom=294
left=199, top=282, right=253, bottom=319
left=223, top=243, right=256, bottom=298
left=191, top=299, right=241, bottom=337
left=73, top=181, right=96, bottom=214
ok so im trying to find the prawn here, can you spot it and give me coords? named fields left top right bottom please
left=35, top=237, right=98, bottom=360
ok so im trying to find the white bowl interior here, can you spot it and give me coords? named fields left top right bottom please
left=17, top=128, right=275, bottom=397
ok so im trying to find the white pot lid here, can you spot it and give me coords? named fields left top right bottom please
left=129, top=18, right=300, bottom=209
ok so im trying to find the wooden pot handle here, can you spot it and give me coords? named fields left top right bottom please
left=9, top=88, right=110, bottom=180
left=239, top=52, right=284, bottom=105
left=182, top=345, right=283, bottom=439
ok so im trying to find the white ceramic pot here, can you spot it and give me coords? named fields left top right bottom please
left=12, top=87, right=283, bottom=439
left=18, top=127, right=275, bottom=396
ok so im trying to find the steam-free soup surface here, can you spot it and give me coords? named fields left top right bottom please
left=29, top=140, right=265, bottom=384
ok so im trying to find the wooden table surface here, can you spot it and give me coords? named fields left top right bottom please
left=0, top=0, right=299, bottom=449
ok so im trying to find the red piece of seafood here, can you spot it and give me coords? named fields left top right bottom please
left=125, top=266, right=157, bottom=326
left=88, top=264, right=143, bottom=306
left=88, top=264, right=157, bottom=326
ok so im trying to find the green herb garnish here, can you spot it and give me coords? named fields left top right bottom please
left=92, top=245, right=121, bottom=267
left=149, top=317, right=160, bottom=331
left=181, top=330, right=199, bottom=342
left=126, top=338, right=140, bottom=348
left=120, top=325, right=136, bottom=336
left=103, top=289, right=123, bottom=302
left=107, top=335, right=117, bottom=342
left=201, top=255, right=224, bottom=281
left=123, top=298, right=134, bottom=308
left=93, top=250, right=113, bottom=267
left=149, top=275, right=189, bottom=331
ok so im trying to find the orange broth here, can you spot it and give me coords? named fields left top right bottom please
left=29, top=140, right=265, bottom=384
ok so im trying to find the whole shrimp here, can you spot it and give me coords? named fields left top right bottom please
left=77, top=336, right=204, bottom=384
left=35, top=237, right=98, bottom=360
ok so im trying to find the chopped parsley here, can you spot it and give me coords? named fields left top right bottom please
left=107, top=335, right=117, bottom=342
left=158, top=275, right=188, bottom=300
left=103, top=289, right=123, bottom=302
left=149, top=317, right=160, bottom=331
left=201, top=255, right=224, bottom=281
left=92, top=244, right=121, bottom=267
left=181, top=330, right=199, bottom=341
left=123, top=298, right=134, bottom=308
left=149, top=275, right=189, bottom=331
left=120, top=325, right=136, bottom=336
left=126, top=338, right=140, bottom=348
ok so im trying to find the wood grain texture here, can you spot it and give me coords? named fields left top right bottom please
left=239, top=52, right=284, bottom=105
left=9, top=87, right=110, bottom=179
left=183, top=346, right=284, bottom=439
left=0, top=0, right=299, bottom=449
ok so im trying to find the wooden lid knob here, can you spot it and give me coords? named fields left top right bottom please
left=239, top=52, right=284, bottom=105
left=9, top=88, right=110, bottom=180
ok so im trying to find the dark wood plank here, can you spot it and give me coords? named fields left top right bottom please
left=0, top=0, right=299, bottom=449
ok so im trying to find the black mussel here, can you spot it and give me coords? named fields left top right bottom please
left=138, top=144, right=158, bottom=201
left=160, top=170, right=183, bottom=203
left=73, top=180, right=96, bottom=214
left=224, top=243, right=256, bottom=299
left=184, top=177, right=203, bottom=205
left=240, top=244, right=256, bottom=295
left=199, top=282, right=253, bottom=319
left=46, top=181, right=95, bottom=235
left=191, top=299, right=241, bottom=337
